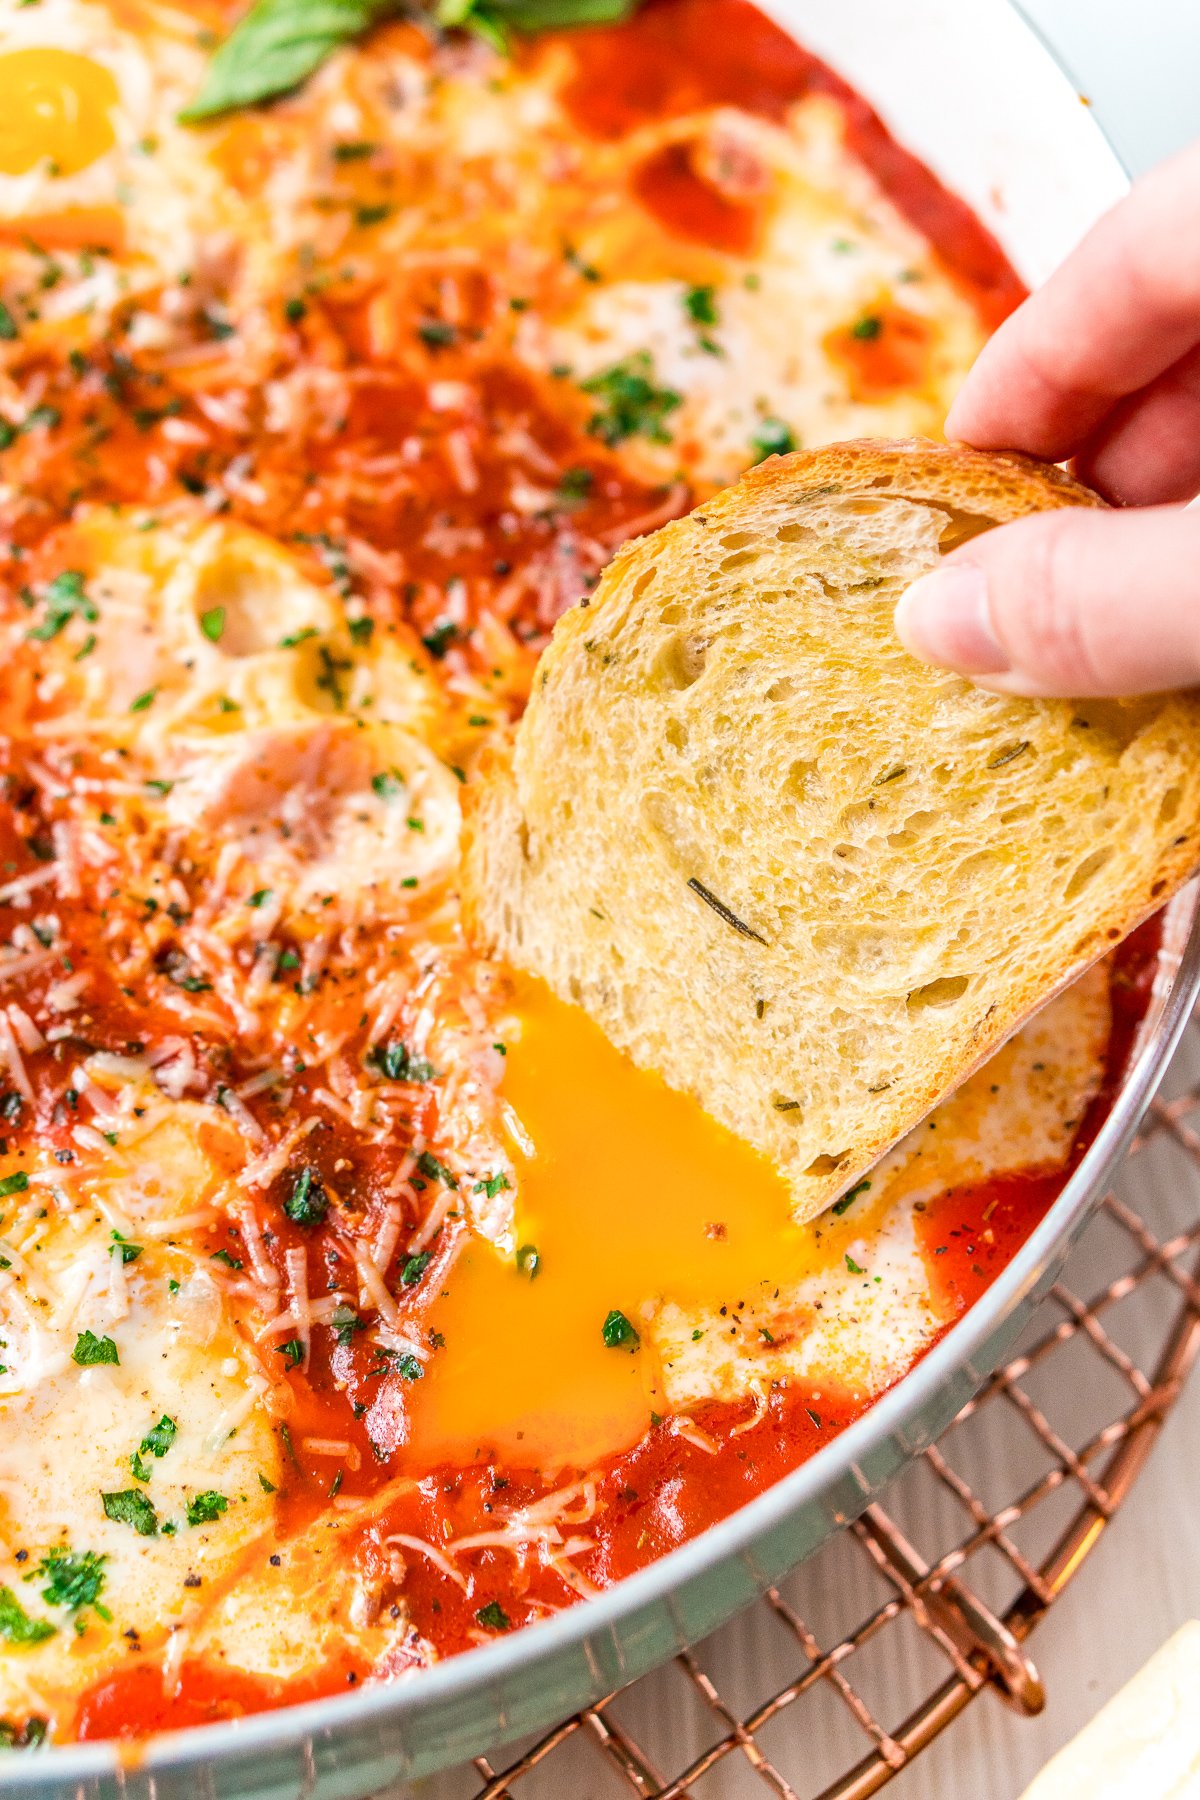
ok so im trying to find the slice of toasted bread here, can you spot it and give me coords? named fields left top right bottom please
left=462, top=438, right=1200, bottom=1224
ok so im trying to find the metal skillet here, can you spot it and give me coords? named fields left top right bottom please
left=12, top=2, right=1187, bottom=1796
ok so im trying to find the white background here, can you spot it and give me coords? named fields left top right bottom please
left=1020, top=0, right=1200, bottom=177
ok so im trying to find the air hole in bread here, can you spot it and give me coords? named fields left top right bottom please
left=1063, top=846, right=1114, bottom=902
left=719, top=531, right=756, bottom=550
left=1070, top=698, right=1161, bottom=756
left=953, top=850, right=1001, bottom=888
left=765, top=677, right=796, bottom=703
left=720, top=550, right=760, bottom=571
left=785, top=758, right=817, bottom=799
left=664, top=717, right=688, bottom=752
left=655, top=633, right=708, bottom=691
left=907, top=975, right=970, bottom=1011
left=631, top=567, right=658, bottom=600
left=775, top=522, right=818, bottom=545
left=935, top=507, right=994, bottom=553
left=658, top=602, right=684, bottom=625
left=1159, top=785, right=1183, bottom=826
left=804, top=1151, right=850, bottom=1175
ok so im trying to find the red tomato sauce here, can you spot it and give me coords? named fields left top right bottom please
left=556, top=0, right=1027, bottom=328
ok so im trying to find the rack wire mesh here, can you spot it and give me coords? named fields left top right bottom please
left=413, top=1008, right=1200, bottom=1800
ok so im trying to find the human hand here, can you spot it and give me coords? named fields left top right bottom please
left=895, top=141, right=1200, bottom=697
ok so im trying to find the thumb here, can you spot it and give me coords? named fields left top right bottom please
left=894, top=504, right=1200, bottom=697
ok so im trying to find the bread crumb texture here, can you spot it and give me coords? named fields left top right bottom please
left=463, top=439, right=1200, bottom=1222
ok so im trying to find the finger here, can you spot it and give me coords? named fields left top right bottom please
left=945, top=141, right=1200, bottom=460
left=894, top=506, right=1200, bottom=698
left=1073, top=340, right=1200, bottom=505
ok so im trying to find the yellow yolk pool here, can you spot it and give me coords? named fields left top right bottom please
left=0, top=48, right=119, bottom=178
left=408, top=975, right=820, bottom=1472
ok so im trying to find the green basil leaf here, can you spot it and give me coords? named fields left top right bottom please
left=490, top=0, right=635, bottom=26
left=185, top=0, right=643, bottom=123
left=180, top=0, right=400, bottom=123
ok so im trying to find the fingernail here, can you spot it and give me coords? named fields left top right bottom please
left=894, top=562, right=1009, bottom=675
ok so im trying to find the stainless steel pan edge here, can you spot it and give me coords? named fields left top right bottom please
left=9, top=889, right=1197, bottom=1800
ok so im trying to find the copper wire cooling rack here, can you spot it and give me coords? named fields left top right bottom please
left=413, top=1012, right=1200, bottom=1800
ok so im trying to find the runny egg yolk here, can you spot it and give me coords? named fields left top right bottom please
left=408, top=974, right=824, bottom=1473
left=0, top=48, right=119, bottom=178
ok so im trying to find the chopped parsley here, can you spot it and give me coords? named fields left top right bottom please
left=417, top=320, right=456, bottom=348
left=330, top=1304, right=364, bottom=1347
left=832, top=1178, right=871, bottom=1217
left=276, top=1339, right=305, bottom=1367
left=845, top=1254, right=865, bottom=1276
left=0, top=1172, right=28, bottom=1199
left=0, top=1588, right=55, bottom=1646
left=199, top=605, right=225, bottom=642
left=33, top=1548, right=109, bottom=1621
left=100, top=1489, right=158, bottom=1537
left=209, top=1247, right=243, bottom=1270
left=416, top=1151, right=458, bottom=1188
left=131, top=1415, right=177, bottom=1483
left=159, top=947, right=211, bottom=993
left=247, top=888, right=273, bottom=908
left=25, top=571, right=97, bottom=643
left=473, top=1172, right=510, bottom=1199
left=683, top=284, right=718, bottom=326
left=128, top=688, right=158, bottom=714
left=369, top=1040, right=436, bottom=1083
left=601, top=1309, right=639, bottom=1351
left=582, top=353, right=681, bottom=447
left=401, top=1252, right=432, bottom=1286
left=72, top=1331, right=119, bottom=1367
left=284, top=1165, right=328, bottom=1228
left=850, top=312, right=883, bottom=340
left=0, top=301, right=18, bottom=341
left=110, top=1231, right=142, bottom=1265
left=395, top=1353, right=423, bottom=1381
left=371, top=770, right=404, bottom=801
left=557, top=466, right=594, bottom=502
left=515, top=1243, right=540, bottom=1279
left=421, top=620, right=459, bottom=659
left=185, top=1492, right=228, bottom=1527
left=475, top=1600, right=511, bottom=1632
